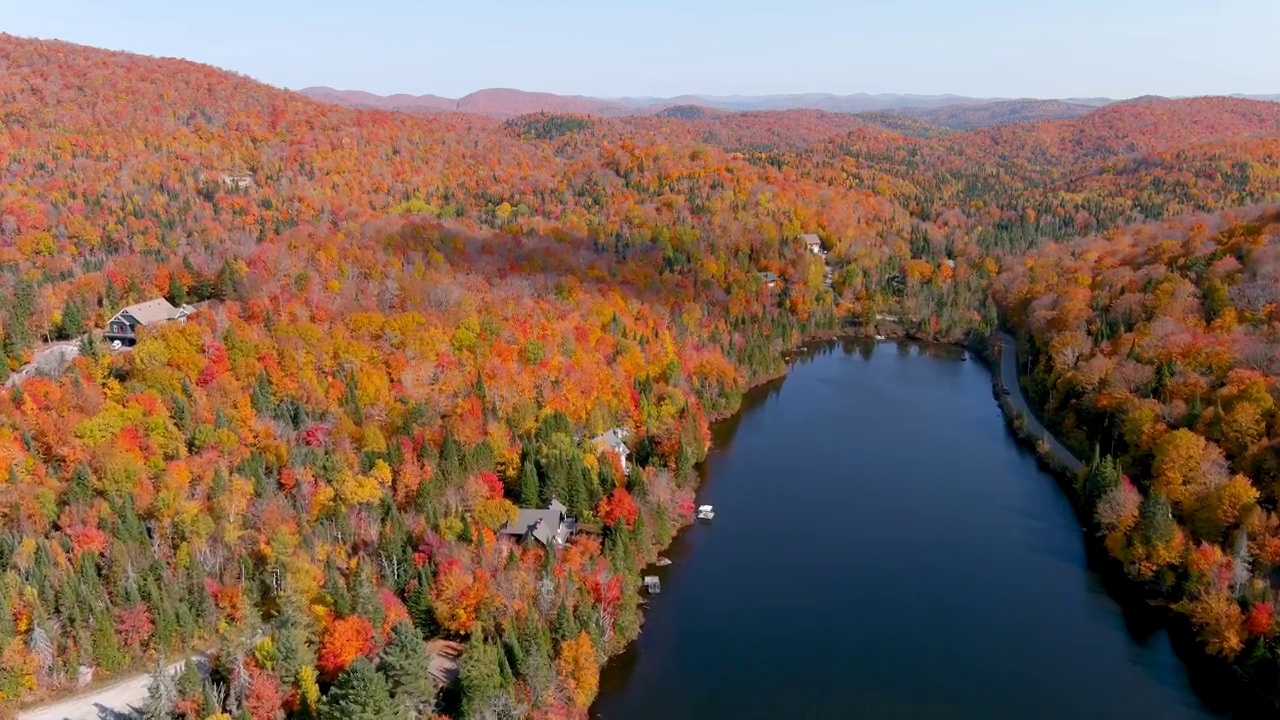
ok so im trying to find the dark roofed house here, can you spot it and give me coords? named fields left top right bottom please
left=104, top=298, right=194, bottom=347
left=590, top=428, right=631, bottom=475
left=498, top=499, right=577, bottom=547
left=757, top=271, right=780, bottom=288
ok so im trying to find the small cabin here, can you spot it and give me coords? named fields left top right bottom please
left=799, top=233, right=824, bottom=256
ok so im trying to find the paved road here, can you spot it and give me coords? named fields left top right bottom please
left=997, top=332, right=1085, bottom=476
left=19, top=656, right=204, bottom=720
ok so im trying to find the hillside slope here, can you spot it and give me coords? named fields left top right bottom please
left=4, top=34, right=1280, bottom=720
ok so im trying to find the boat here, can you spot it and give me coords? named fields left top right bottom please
left=655, top=556, right=672, bottom=567
left=874, top=334, right=886, bottom=340
left=643, top=576, right=662, bottom=594
left=696, top=504, right=715, bottom=520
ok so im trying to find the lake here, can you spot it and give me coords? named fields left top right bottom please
left=593, top=339, right=1221, bottom=720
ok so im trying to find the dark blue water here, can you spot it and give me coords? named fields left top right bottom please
left=593, top=340, right=1219, bottom=720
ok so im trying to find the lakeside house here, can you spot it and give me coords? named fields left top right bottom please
left=799, top=233, right=824, bottom=256
left=497, top=499, right=577, bottom=547
left=104, top=298, right=195, bottom=347
left=590, top=427, right=631, bottom=475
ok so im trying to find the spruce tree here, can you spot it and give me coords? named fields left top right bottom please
left=322, top=657, right=401, bottom=720
left=272, top=596, right=315, bottom=686
left=518, top=454, right=540, bottom=508
left=459, top=634, right=509, bottom=720
left=142, top=663, right=178, bottom=720
left=377, top=622, right=434, bottom=716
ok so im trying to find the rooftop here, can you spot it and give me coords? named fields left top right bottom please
left=114, top=298, right=190, bottom=326
left=498, top=499, right=573, bottom=546
left=591, top=428, right=629, bottom=453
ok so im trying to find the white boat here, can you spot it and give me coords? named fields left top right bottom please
left=643, top=576, right=662, bottom=594
left=874, top=334, right=886, bottom=340
left=696, top=504, right=715, bottom=520
left=655, top=557, right=672, bottom=567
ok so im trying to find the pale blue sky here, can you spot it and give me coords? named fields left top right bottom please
left=6, top=0, right=1276, bottom=99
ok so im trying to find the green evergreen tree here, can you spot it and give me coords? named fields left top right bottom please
left=552, top=599, right=578, bottom=643
left=1139, top=491, right=1177, bottom=548
left=459, top=634, right=509, bottom=720
left=349, top=563, right=383, bottom=630
left=91, top=610, right=127, bottom=672
left=323, top=562, right=353, bottom=617
left=515, top=617, right=554, bottom=704
left=169, top=272, right=189, bottom=306
left=273, top=596, right=315, bottom=686
left=377, top=622, right=435, bottom=716
left=143, top=661, right=178, bottom=720
left=518, top=451, right=540, bottom=508
left=58, top=298, right=86, bottom=339
left=321, top=657, right=401, bottom=720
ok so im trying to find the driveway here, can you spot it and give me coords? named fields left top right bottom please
left=4, top=342, right=80, bottom=387
left=18, top=656, right=204, bottom=720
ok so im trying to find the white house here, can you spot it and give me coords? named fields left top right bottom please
left=590, top=427, right=631, bottom=475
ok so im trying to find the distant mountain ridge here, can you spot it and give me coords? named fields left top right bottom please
left=301, top=86, right=1280, bottom=128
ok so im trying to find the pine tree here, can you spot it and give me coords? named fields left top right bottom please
left=58, top=298, right=85, bottom=339
left=272, top=596, right=315, bottom=686
left=169, top=272, right=188, bottom=306
left=321, top=657, right=401, bottom=720
left=516, top=617, right=554, bottom=705
left=518, top=452, right=540, bottom=508
left=553, top=600, right=578, bottom=644
left=144, top=661, right=179, bottom=717
left=459, top=634, right=509, bottom=720
left=349, top=563, right=383, bottom=631
left=377, top=622, right=434, bottom=717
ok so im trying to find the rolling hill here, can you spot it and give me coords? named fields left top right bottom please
left=6, top=32, right=1280, bottom=720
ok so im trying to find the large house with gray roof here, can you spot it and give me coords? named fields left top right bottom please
left=104, top=298, right=195, bottom=347
left=498, top=499, right=577, bottom=547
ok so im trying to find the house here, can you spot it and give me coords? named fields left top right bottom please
left=757, top=271, right=780, bottom=289
left=104, top=298, right=194, bottom=347
left=799, top=233, right=824, bottom=256
left=498, top=499, right=577, bottom=547
left=591, top=428, right=631, bottom=475
left=220, top=172, right=254, bottom=190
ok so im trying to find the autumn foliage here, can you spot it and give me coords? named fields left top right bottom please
left=3, top=30, right=1280, bottom=719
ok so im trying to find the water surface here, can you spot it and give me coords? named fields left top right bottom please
left=594, top=340, right=1219, bottom=720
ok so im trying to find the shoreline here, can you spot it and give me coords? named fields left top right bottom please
left=597, top=328, right=1243, bottom=718
left=989, top=332, right=1247, bottom=718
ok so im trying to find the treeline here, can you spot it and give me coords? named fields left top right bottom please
left=998, top=207, right=1280, bottom=714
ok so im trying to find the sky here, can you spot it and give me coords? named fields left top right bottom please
left=6, top=0, right=1278, bottom=99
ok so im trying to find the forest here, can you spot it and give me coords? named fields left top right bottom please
left=4, top=33, right=1280, bottom=719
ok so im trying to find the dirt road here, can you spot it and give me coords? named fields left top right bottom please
left=19, top=657, right=203, bottom=720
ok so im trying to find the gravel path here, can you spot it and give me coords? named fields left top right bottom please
left=19, top=657, right=203, bottom=720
